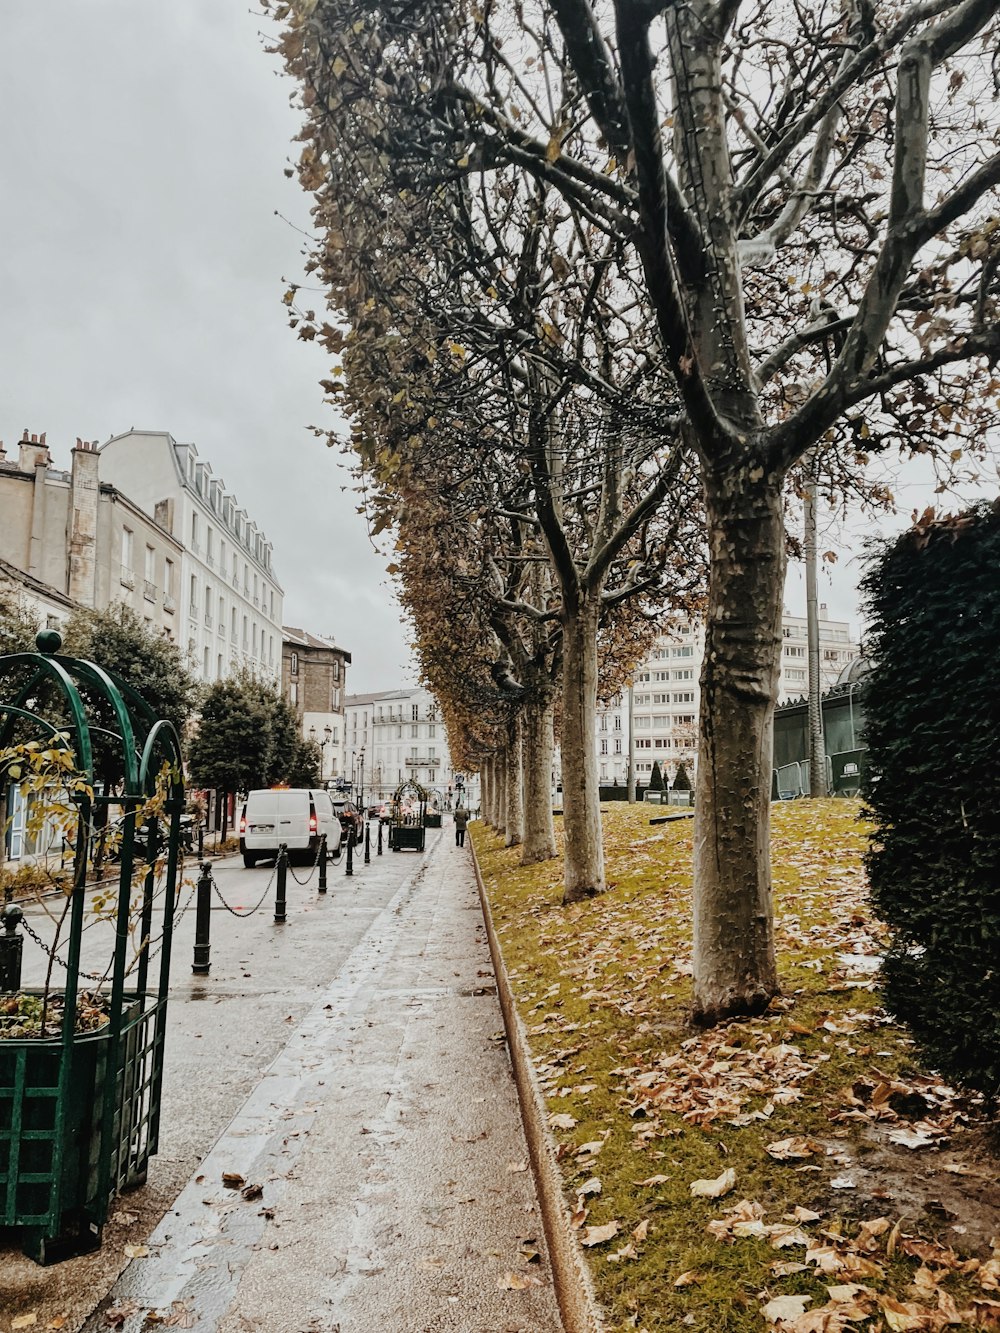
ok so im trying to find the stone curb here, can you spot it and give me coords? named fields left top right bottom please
left=469, top=835, right=607, bottom=1333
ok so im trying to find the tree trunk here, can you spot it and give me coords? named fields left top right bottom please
left=692, top=466, right=785, bottom=1023
left=520, top=699, right=556, bottom=864
left=504, top=716, right=523, bottom=848
left=495, top=748, right=507, bottom=835
left=561, top=596, right=605, bottom=902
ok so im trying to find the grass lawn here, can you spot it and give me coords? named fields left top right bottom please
left=473, top=799, right=1000, bottom=1333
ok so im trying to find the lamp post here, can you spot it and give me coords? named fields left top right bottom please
left=358, top=747, right=366, bottom=809
left=308, top=724, right=335, bottom=782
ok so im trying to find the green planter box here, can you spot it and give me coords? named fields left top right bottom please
left=0, top=992, right=163, bottom=1263
left=390, top=825, right=426, bottom=851
left=424, top=813, right=442, bottom=828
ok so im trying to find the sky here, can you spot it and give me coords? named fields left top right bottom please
left=0, top=1, right=414, bottom=691
left=1, top=4, right=994, bottom=675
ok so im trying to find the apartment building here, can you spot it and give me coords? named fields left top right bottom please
left=281, top=627, right=351, bottom=784
left=99, top=430, right=283, bottom=682
left=0, top=432, right=183, bottom=638
left=344, top=687, right=476, bottom=806
left=597, top=609, right=860, bottom=787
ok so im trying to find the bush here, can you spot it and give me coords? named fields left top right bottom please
left=648, top=761, right=665, bottom=791
left=860, top=501, right=1000, bottom=1097
left=672, top=761, right=691, bottom=791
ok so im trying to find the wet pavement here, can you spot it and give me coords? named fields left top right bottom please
left=3, top=824, right=563, bottom=1333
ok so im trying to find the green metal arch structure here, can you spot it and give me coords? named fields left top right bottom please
left=0, top=631, right=185, bottom=1263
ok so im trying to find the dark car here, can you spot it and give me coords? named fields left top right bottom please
left=331, top=799, right=365, bottom=842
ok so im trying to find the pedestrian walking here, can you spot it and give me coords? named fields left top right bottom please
left=453, top=804, right=469, bottom=847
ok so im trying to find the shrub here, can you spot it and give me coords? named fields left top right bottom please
left=672, top=761, right=691, bottom=791
left=860, top=501, right=1000, bottom=1097
left=648, top=761, right=665, bottom=791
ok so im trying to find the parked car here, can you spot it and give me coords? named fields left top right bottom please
left=368, top=802, right=390, bottom=824
left=239, top=788, right=342, bottom=867
left=331, top=798, right=365, bottom=842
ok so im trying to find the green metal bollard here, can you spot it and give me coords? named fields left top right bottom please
left=364, top=821, right=371, bottom=864
left=0, top=901, right=24, bottom=991
left=275, top=843, right=288, bottom=922
left=318, top=833, right=328, bottom=893
left=377, top=819, right=383, bottom=855
left=192, top=861, right=213, bottom=974
left=345, top=827, right=354, bottom=877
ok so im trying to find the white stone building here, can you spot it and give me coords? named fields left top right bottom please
left=344, top=687, right=477, bottom=808
left=595, top=608, right=861, bottom=788
left=99, top=430, right=283, bottom=683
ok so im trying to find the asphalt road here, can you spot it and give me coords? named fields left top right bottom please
left=2, top=825, right=563, bottom=1333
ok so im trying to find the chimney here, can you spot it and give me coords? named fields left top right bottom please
left=18, top=428, right=51, bottom=472
left=68, top=437, right=100, bottom=606
left=153, top=497, right=175, bottom=533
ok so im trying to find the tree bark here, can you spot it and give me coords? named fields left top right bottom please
left=504, top=716, right=523, bottom=848
left=692, top=464, right=785, bottom=1023
left=495, top=748, right=507, bottom=835
left=520, top=699, right=557, bottom=864
left=561, top=595, right=605, bottom=902
left=481, top=757, right=492, bottom=828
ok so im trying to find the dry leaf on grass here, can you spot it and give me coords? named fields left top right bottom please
left=12, top=1315, right=37, bottom=1330
left=578, top=1177, right=602, bottom=1198
left=635, top=1173, right=670, bottom=1186
left=690, top=1167, right=737, bottom=1198
left=674, top=1269, right=706, bottom=1287
left=633, top=1219, right=651, bottom=1242
left=581, top=1220, right=620, bottom=1247
left=549, top=1112, right=577, bottom=1131
left=766, top=1136, right=824, bottom=1161
left=762, top=1293, right=813, bottom=1325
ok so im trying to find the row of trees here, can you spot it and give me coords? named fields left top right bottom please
left=272, top=0, right=1000, bottom=1022
left=0, top=597, right=319, bottom=809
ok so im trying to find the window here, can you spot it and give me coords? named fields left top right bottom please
left=333, top=660, right=340, bottom=683
left=231, top=607, right=237, bottom=640
left=600, top=739, right=608, bottom=754
left=672, top=669, right=694, bottom=680
left=206, top=527, right=214, bottom=564
left=217, top=653, right=223, bottom=678
left=614, top=738, right=622, bottom=754
left=673, top=646, right=694, bottom=657
left=613, top=716, right=621, bottom=730
left=191, top=513, right=199, bottom=549
left=787, top=668, right=806, bottom=681
left=412, top=704, right=419, bottom=721
left=144, top=545, right=155, bottom=580
left=673, top=691, right=695, bottom=703
left=190, top=574, right=198, bottom=616
left=634, top=716, right=650, bottom=728
left=218, top=595, right=224, bottom=629
left=290, top=682, right=298, bottom=705
left=785, top=645, right=806, bottom=658
left=600, top=716, right=607, bottom=731
left=411, top=724, right=419, bottom=738
left=203, top=646, right=210, bottom=676
left=121, top=526, right=134, bottom=572
left=164, top=558, right=174, bottom=596
left=428, top=725, right=436, bottom=738
left=291, top=652, right=299, bottom=676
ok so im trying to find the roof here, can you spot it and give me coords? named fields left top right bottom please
left=282, top=626, right=352, bottom=662
left=344, top=688, right=428, bottom=706
left=0, top=556, right=76, bottom=610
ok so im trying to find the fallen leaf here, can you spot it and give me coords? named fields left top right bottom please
left=763, top=1294, right=813, bottom=1325
left=582, top=1220, right=620, bottom=1247
left=830, top=1175, right=856, bottom=1190
left=240, top=1183, right=263, bottom=1202
left=12, top=1316, right=37, bottom=1330
left=690, top=1167, right=737, bottom=1198
left=633, top=1219, right=650, bottom=1242
left=417, top=1255, right=446, bottom=1270
left=607, top=1242, right=639, bottom=1262
left=576, top=1140, right=605, bottom=1158
left=123, top=1244, right=150, bottom=1259
left=767, top=1136, right=824, bottom=1161
left=47, top=1320, right=68, bottom=1332
left=498, top=1270, right=543, bottom=1290
left=549, top=1112, right=577, bottom=1131
left=888, top=1127, right=938, bottom=1150
left=578, top=1177, right=602, bottom=1198
left=635, top=1173, right=670, bottom=1186
left=879, top=1296, right=931, bottom=1331
left=221, top=1172, right=245, bottom=1188
left=506, top=1160, right=528, bottom=1173
left=674, top=1269, right=706, bottom=1287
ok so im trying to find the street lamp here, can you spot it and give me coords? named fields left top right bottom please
left=308, top=724, right=334, bottom=780
left=357, top=747, right=366, bottom=809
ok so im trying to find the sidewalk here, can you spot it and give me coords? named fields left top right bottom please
left=78, top=830, right=564, bottom=1333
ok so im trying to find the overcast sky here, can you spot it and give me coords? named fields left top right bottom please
left=0, top=1, right=414, bottom=691
left=2, top=4, right=992, bottom=677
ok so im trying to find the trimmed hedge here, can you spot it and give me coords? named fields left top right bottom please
left=860, top=501, right=1000, bottom=1097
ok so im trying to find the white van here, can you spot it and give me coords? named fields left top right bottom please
left=238, top=788, right=342, bottom=868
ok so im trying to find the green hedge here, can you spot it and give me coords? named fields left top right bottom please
left=860, top=501, right=1000, bottom=1097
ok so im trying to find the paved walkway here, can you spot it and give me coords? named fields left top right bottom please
left=80, top=830, right=563, bottom=1333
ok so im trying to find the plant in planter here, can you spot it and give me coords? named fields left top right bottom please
left=0, top=631, right=186, bottom=1263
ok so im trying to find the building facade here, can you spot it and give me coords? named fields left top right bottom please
left=281, top=627, right=351, bottom=784
left=344, top=687, right=477, bottom=807
left=99, top=430, right=283, bottom=683
left=595, top=608, right=861, bottom=788
left=0, top=431, right=183, bottom=638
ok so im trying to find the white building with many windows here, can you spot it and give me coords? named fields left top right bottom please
left=99, top=430, right=283, bottom=683
left=344, top=687, right=476, bottom=807
left=595, top=608, right=860, bottom=788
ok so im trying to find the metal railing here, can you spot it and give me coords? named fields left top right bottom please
left=120, top=565, right=135, bottom=589
left=143, top=579, right=157, bottom=602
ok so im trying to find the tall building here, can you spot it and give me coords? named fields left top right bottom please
left=281, top=627, right=351, bottom=785
left=99, top=430, right=283, bottom=682
left=0, top=431, right=183, bottom=638
left=344, top=687, right=476, bottom=806
left=595, top=608, right=861, bottom=788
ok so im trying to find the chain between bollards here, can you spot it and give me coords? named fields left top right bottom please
left=364, top=821, right=371, bottom=864
left=318, top=833, right=328, bottom=893
left=192, top=861, right=213, bottom=974
left=274, top=843, right=288, bottom=922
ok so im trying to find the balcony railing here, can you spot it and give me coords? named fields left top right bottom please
left=204, top=613, right=213, bottom=629
left=206, top=555, right=215, bottom=570
left=163, top=594, right=176, bottom=613
left=120, top=565, right=135, bottom=590
left=143, top=579, right=157, bottom=602
left=189, top=603, right=199, bottom=619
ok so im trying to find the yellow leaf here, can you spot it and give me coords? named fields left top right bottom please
left=332, top=55, right=348, bottom=78
left=581, top=1220, right=620, bottom=1247
left=12, top=1316, right=38, bottom=1331
left=546, top=135, right=562, bottom=162
left=690, top=1167, right=737, bottom=1198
